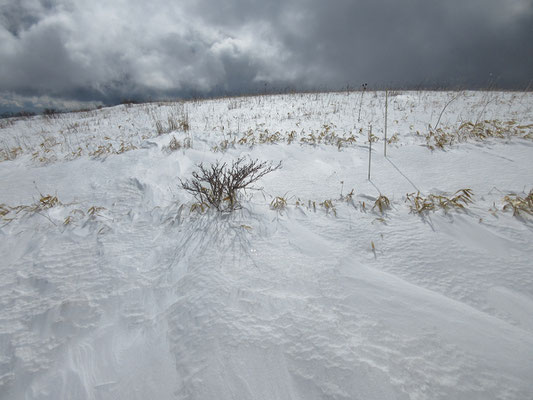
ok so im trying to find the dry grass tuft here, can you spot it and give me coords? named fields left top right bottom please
left=406, top=189, right=473, bottom=214
left=425, top=120, right=533, bottom=150
left=340, top=188, right=355, bottom=204
left=87, top=206, right=106, bottom=217
left=37, top=195, right=60, bottom=209
left=213, top=124, right=359, bottom=152
left=155, top=109, right=190, bottom=136
left=270, top=196, right=288, bottom=211
left=163, top=136, right=192, bottom=153
left=372, top=195, right=391, bottom=213
left=62, top=209, right=86, bottom=225
left=387, top=133, right=399, bottom=144
left=117, top=141, right=137, bottom=154
left=502, top=190, right=533, bottom=217
left=0, top=204, right=10, bottom=218
left=1, top=195, right=113, bottom=228
left=319, top=199, right=337, bottom=216
left=190, top=202, right=210, bottom=213
left=0, top=145, right=23, bottom=161
left=0, top=194, right=62, bottom=224
left=88, top=141, right=138, bottom=158
left=89, top=144, right=114, bottom=158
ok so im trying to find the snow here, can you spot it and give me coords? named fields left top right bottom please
left=0, top=91, right=532, bottom=399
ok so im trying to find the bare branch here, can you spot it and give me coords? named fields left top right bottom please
left=180, top=157, right=281, bottom=212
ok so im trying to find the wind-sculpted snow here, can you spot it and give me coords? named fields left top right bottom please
left=0, top=91, right=532, bottom=399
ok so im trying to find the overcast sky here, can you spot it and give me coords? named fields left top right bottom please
left=1, top=0, right=532, bottom=113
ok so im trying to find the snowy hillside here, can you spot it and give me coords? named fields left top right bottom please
left=1, top=91, right=532, bottom=400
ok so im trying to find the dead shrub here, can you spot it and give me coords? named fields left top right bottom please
left=180, top=157, right=281, bottom=212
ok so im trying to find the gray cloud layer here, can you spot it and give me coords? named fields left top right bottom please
left=1, top=0, right=532, bottom=111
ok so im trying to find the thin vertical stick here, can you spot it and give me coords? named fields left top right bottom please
left=384, top=90, right=388, bottom=157
left=368, top=125, right=372, bottom=180
left=358, top=83, right=367, bottom=123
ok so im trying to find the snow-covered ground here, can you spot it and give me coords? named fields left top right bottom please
left=1, top=91, right=532, bottom=399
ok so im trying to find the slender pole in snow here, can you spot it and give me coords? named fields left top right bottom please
left=384, top=90, right=388, bottom=157
left=358, top=83, right=367, bottom=123
left=368, top=125, right=372, bottom=180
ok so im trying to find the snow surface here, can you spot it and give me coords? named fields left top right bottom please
left=0, top=91, right=532, bottom=399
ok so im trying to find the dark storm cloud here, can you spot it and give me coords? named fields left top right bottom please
left=1, top=0, right=532, bottom=112
left=289, top=0, right=533, bottom=89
